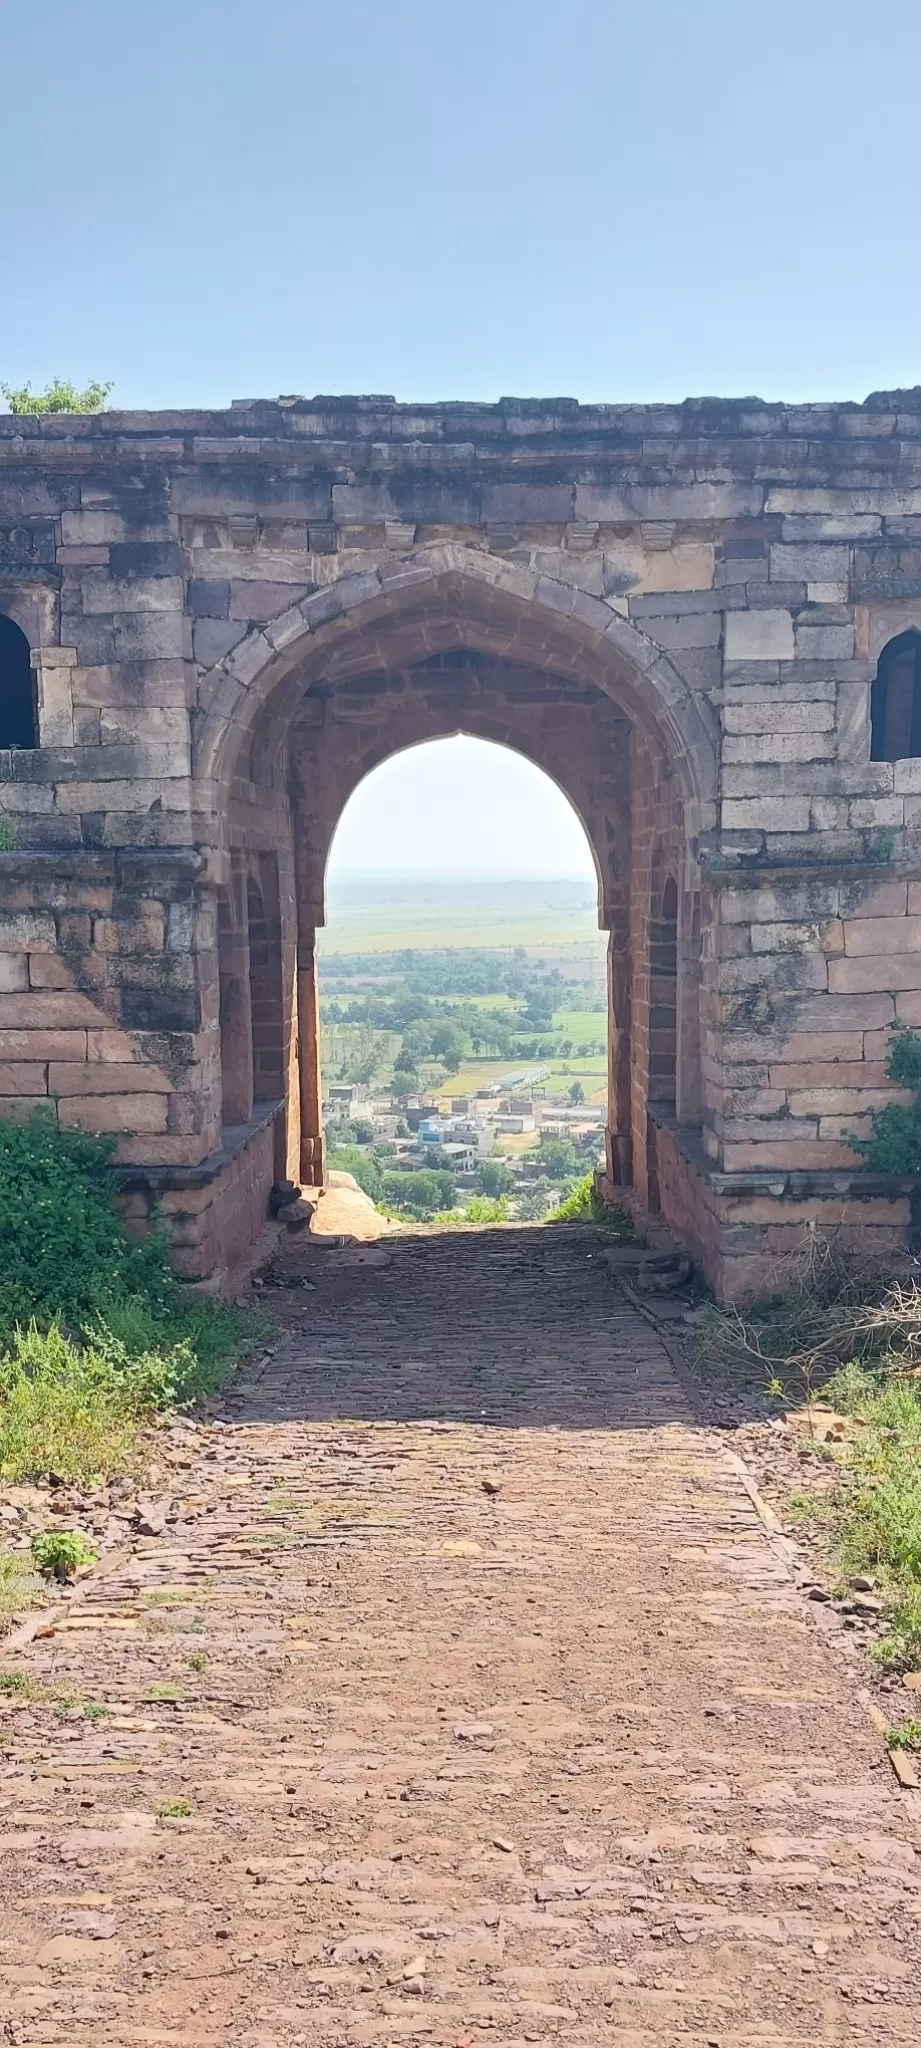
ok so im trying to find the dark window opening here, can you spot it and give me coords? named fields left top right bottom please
left=871, top=630, right=921, bottom=761
left=0, top=614, right=37, bottom=749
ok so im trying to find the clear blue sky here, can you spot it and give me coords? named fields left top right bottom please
left=3, top=0, right=919, bottom=411
left=328, top=738, right=597, bottom=880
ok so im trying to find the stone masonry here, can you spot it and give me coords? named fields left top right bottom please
left=4, top=391, right=921, bottom=1295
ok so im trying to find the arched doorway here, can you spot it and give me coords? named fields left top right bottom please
left=205, top=557, right=706, bottom=1211
left=318, top=734, right=609, bottom=1188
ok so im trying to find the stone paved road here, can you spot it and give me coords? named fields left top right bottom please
left=1, top=1230, right=919, bottom=2045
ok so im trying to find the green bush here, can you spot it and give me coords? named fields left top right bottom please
left=2, top=377, right=111, bottom=415
left=31, top=1530, right=98, bottom=1579
left=464, top=1195, right=510, bottom=1223
left=0, top=1111, right=173, bottom=1336
left=850, top=1021, right=921, bottom=1173
left=553, top=1173, right=639, bottom=1236
left=0, top=1113, right=258, bottom=1487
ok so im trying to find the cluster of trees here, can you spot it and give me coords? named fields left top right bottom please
left=322, top=946, right=602, bottom=1004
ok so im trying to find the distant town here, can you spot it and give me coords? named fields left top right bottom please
left=319, top=880, right=609, bottom=1223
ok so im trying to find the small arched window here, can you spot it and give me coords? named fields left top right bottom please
left=871, top=629, right=921, bottom=761
left=0, top=613, right=37, bottom=749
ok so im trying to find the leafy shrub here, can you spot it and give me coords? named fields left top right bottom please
left=31, top=1530, right=98, bottom=1579
left=553, top=1174, right=639, bottom=1236
left=2, top=377, right=111, bottom=414
left=850, top=1021, right=921, bottom=1173
left=0, top=1112, right=174, bottom=1336
left=464, top=1195, right=510, bottom=1223
left=0, top=1114, right=259, bottom=1488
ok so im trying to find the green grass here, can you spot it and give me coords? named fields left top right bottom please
left=0, top=1548, right=39, bottom=1630
left=156, top=1797, right=191, bottom=1819
left=697, top=1256, right=921, bottom=1676
left=0, top=1114, right=263, bottom=1502
left=553, top=1174, right=640, bottom=1237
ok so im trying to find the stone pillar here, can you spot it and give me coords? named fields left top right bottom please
left=605, top=918, right=632, bottom=1184
left=297, top=929, right=325, bottom=1187
left=217, top=854, right=254, bottom=1128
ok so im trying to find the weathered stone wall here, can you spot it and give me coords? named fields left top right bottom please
left=4, top=391, right=921, bottom=1290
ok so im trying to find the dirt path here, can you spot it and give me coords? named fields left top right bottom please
left=1, top=1231, right=918, bottom=2045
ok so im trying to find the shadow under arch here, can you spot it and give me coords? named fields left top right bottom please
left=195, top=546, right=719, bottom=815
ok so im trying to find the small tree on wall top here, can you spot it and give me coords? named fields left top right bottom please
left=1, top=378, right=112, bottom=415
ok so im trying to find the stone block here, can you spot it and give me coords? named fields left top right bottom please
left=724, top=610, right=795, bottom=661
left=0, top=954, right=28, bottom=992
left=0, top=1029, right=88, bottom=1060
left=843, top=914, right=921, bottom=955
left=0, top=992, right=100, bottom=1029
left=750, top=918, right=843, bottom=954
left=113, top=612, right=190, bottom=661
left=0, top=1064, right=48, bottom=1095
left=717, top=954, right=828, bottom=992
left=788, top=1086, right=900, bottom=1116
left=193, top=617, right=246, bottom=667
left=768, top=1032, right=865, bottom=1064
left=893, top=759, right=921, bottom=793
left=720, top=881, right=840, bottom=923
left=722, top=701, right=834, bottom=734
left=188, top=578, right=230, bottom=616
left=771, top=1061, right=887, bottom=1088
left=847, top=797, right=904, bottom=827
left=58, top=1093, right=169, bottom=1134
left=829, top=954, right=921, bottom=993
left=229, top=580, right=309, bottom=621
left=722, top=796, right=811, bottom=832
left=793, top=993, right=896, bottom=1030
left=49, top=1060, right=170, bottom=1094
left=794, top=623, right=856, bottom=659
left=81, top=573, right=183, bottom=616
left=722, top=1139, right=859, bottom=1170
left=723, top=732, right=834, bottom=763
left=0, top=912, right=56, bottom=953
left=769, top=542, right=850, bottom=583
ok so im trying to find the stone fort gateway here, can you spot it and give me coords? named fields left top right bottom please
left=5, top=392, right=921, bottom=1298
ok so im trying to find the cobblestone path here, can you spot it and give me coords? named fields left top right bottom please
left=1, top=1231, right=918, bottom=2045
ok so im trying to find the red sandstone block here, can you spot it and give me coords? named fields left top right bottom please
left=0, top=1029, right=87, bottom=1061
left=788, top=1087, right=903, bottom=1116
left=0, top=1065, right=48, bottom=1095
left=818, top=1114, right=873, bottom=1140
left=0, top=993, right=104, bottom=1029
left=48, top=1060, right=171, bottom=1095
left=843, top=915, right=921, bottom=956
left=57, top=1094, right=169, bottom=1135
left=770, top=1061, right=889, bottom=1088
left=829, top=956, right=921, bottom=994
left=112, top=1134, right=208, bottom=1166
left=722, top=1139, right=861, bottom=1170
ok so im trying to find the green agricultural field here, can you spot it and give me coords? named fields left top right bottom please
left=552, top=1008, right=607, bottom=1043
